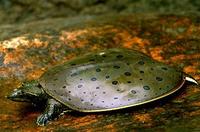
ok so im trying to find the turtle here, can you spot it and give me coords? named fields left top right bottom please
left=7, top=48, right=198, bottom=126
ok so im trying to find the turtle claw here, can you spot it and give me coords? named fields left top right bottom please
left=36, top=114, right=50, bottom=126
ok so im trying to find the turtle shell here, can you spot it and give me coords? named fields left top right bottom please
left=39, top=48, right=185, bottom=112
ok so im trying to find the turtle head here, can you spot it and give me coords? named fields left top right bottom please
left=7, top=80, right=47, bottom=103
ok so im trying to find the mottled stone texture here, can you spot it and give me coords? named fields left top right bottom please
left=1, top=0, right=200, bottom=25
left=0, top=14, right=199, bottom=131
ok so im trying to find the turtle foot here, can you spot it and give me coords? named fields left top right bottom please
left=37, top=113, right=50, bottom=126
left=185, top=76, right=198, bottom=85
left=36, top=99, right=64, bottom=126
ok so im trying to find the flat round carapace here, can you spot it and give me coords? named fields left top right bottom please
left=39, top=48, right=185, bottom=112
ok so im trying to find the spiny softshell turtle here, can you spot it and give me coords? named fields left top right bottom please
left=7, top=48, right=198, bottom=126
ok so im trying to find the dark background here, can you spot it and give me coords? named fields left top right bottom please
left=1, top=0, right=200, bottom=24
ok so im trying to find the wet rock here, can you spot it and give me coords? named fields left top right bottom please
left=0, top=14, right=199, bottom=131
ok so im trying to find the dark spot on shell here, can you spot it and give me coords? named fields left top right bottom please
left=68, top=91, right=71, bottom=93
left=96, top=68, right=101, bottom=72
left=91, top=77, right=97, bottom=81
left=116, top=55, right=123, bottom=58
left=68, top=98, right=71, bottom=101
left=53, top=78, right=58, bottom=81
left=81, top=99, right=84, bottom=102
left=131, top=90, right=136, bottom=94
left=83, top=92, right=86, bottom=94
left=116, top=89, right=120, bottom=91
left=140, top=71, right=144, bottom=73
left=156, top=77, right=163, bottom=81
left=114, top=97, right=118, bottom=99
left=161, top=67, right=168, bottom=70
left=112, top=81, right=118, bottom=85
left=78, top=84, right=83, bottom=88
left=138, top=61, right=145, bottom=65
left=127, top=81, right=131, bottom=83
left=95, top=94, right=97, bottom=96
left=113, top=65, right=120, bottom=69
left=143, top=86, right=150, bottom=90
left=89, top=59, right=95, bottom=61
left=103, top=91, right=106, bottom=94
left=140, top=78, right=143, bottom=80
left=106, top=75, right=110, bottom=79
left=80, top=78, right=83, bottom=81
left=91, top=104, right=93, bottom=106
left=63, top=86, right=66, bottom=88
left=102, top=101, right=104, bottom=103
left=70, top=63, right=76, bottom=66
left=96, top=87, right=100, bottom=89
left=124, top=72, right=131, bottom=76
left=71, top=73, right=78, bottom=77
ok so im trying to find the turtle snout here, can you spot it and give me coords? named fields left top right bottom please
left=7, top=89, right=29, bottom=102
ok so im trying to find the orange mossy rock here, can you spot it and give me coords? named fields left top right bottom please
left=134, top=113, right=152, bottom=123
left=0, top=14, right=199, bottom=131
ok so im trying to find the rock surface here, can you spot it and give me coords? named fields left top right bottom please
left=0, top=14, right=200, bottom=131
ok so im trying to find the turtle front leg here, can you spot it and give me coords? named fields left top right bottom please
left=36, top=99, right=71, bottom=126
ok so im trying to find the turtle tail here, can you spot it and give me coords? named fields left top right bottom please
left=184, top=73, right=198, bottom=85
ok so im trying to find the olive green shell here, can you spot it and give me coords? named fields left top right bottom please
left=39, top=48, right=185, bottom=112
